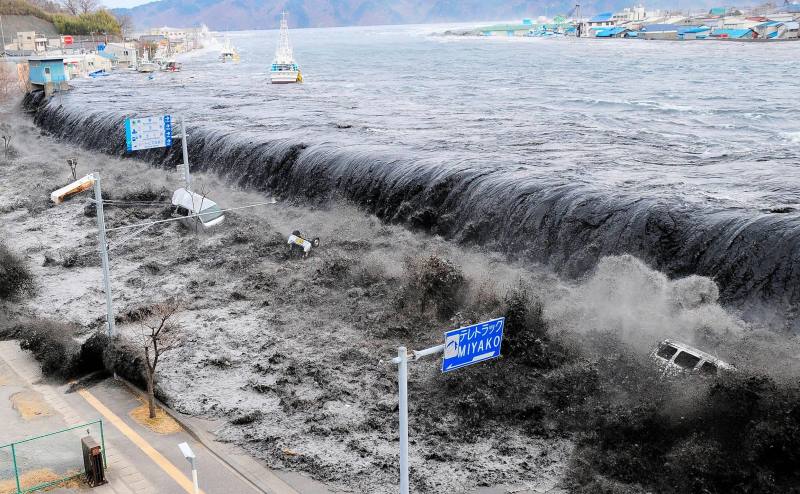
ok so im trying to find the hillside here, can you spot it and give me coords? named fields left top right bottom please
left=0, top=15, right=58, bottom=46
left=0, top=0, right=121, bottom=41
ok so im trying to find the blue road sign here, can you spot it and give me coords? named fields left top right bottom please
left=125, top=115, right=173, bottom=152
left=442, top=317, right=505, bottom=372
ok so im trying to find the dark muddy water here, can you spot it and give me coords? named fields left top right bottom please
left=30, top=25, right=800, bottom=326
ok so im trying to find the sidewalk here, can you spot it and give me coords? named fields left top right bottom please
left=0, top=341, right=330, bottom=494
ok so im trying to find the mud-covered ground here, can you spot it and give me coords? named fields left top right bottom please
left=4, top=101, right=800, bottom=493
left=1, top=105, right=572, bottom=492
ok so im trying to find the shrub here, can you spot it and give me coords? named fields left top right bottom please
left=51, top=10, right=121, bottom=35
left=502, top=285, right=572, bottom=369
left=0, top=243, right=33, bottom=299
left=401, top=254, right=467, bottom=319
left=16, top=319, right=82, bottom=378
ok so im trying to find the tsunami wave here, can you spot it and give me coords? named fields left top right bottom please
left=23, top=91, right=800, bottom=329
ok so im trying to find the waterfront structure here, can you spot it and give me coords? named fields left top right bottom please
left=100, top=42, right=136, bottom=68
left=709, top=28, right=756, bottom=38
left=587, top=12, right=616, bottom=30
left=28, top=56, right=69, bottom=96
left=594, top=27, right=633, bottom=37
left=639, top=23, right=681, bottom=39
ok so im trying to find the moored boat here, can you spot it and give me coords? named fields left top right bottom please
left=270, top=12, right=302, bottom=84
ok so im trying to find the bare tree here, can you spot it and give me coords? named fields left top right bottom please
left=78, top=0, right=98, bottom=14
left=0, top=63, right=19, bottom=105
left=0, top=122, right=13, bottom=159
left=61, top=0, right=79, bottom=15
left=114, top=13, right=134, bottom=35
left=140, top=299, right=182, bottom=419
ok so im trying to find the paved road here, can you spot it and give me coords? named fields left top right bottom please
left=0, top=341, right=329, bottom=494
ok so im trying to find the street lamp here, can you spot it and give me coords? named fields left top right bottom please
left=178, top=442, right=199, bottom=494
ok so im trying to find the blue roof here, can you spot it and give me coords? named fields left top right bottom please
left=713, top=28, right=753, bottom=38
left=642, top=23, right=681, bottom=32
left=595, top=27, right=628, bottom=37
left=768, top=31, right=779, bottom=37
left=589, top=12, right=614, bottom=22
left=680, top=25, right=711, bottom=33
left=709, top=7, right=726, bottom=15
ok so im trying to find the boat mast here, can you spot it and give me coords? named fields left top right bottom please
left=276, top=11, right=293, bottom=62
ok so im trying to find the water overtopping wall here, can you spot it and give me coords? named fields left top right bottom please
left=25, top=91, right=800, bottom=328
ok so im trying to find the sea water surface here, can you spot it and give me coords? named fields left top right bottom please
left=36, top=25, right=800, bottom=324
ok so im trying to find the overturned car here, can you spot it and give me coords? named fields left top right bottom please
left=651, top=339, right=734, bottom=376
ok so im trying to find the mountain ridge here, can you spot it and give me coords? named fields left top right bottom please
left=114, top=0, right=681, bottom=30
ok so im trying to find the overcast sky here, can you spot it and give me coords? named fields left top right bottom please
left=102, top=0, right=150, bottom=9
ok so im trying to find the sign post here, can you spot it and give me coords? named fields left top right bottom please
left=387, top=317, right=505, bottom=493
left=179, top=114, right=192, bottom=189
left=397, top=347, right=409, bottom=494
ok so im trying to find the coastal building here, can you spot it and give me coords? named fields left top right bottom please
left=587, top=12, right=616, bottom=29
left=594, top=27, right=633, bottom=37
left=27, top=56, right=69, bottom=96
left=639, top=23, right=681, bottom=39
left=613, top=5, right=648, bottom=23
left=100, top=42, right=136, bottom=67
left=709, top=28, right=756, bottom=38
left=6, top=31, right=48, bottom=54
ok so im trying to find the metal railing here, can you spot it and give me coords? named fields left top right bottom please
left=0, top=420, right=105, bottom=494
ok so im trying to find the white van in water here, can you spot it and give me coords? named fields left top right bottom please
left=651, top=339, right=734, bottom=376
left=171, top=188, right=225, bottom=231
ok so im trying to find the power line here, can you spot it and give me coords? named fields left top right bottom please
left=104, top=200, right=277, bottom=233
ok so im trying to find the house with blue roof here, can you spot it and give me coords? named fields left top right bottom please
left=588, top=12, right=616, bottom=30
left=710, top=28, right=756, bottom=39
left=594, top=27, right=632, bottom=38
left=27, top=56, right=70, bottom=96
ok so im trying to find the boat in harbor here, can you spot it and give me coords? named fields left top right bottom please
left=270, top=12, right=302, bottom=84
left=137, top=51, right=157, bottom=73
left=220, top=37, right=240, bottom=63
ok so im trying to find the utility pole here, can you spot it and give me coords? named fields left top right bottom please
left=180, top=115, right=192, bottom=189
left=0, top=15, right=6, bottom=56
left=93, top=173, right=116, bottom=338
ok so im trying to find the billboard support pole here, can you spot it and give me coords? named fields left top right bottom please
left=180, top=114, right=191, bottom=190
left=93, top=173, right=115, bottom=338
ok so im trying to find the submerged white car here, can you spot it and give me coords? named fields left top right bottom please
left=171, top=188, right=225, bottom=231
left=650, top=339, right=734, bottom=376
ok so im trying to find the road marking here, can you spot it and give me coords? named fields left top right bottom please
left=77, top=388, right=204, bottom=494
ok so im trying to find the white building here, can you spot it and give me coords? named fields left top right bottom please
left=614, top=5, right=648, bottom=23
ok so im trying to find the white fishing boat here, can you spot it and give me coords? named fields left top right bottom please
left=220, top=37, right=240, bottom=63
left=270, top=12, right=302, bottom=84
left=137, top=50, right=157, bottom=73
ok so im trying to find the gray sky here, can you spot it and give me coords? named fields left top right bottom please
left=103, top=0, right=150, bottom=9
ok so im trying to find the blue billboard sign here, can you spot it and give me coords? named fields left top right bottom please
left=442, top=317, right=505, bottom=372
left=125, top=115, right=172, bottom=152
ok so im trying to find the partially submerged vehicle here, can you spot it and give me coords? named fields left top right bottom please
left=651, top=339, right=734, bottom=376
left=171, top=188, right=225, bottom=231
left=288, top=230, right=320, bottom=258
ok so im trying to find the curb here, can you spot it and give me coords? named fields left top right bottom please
left=112, top=376, right=300, bottom=494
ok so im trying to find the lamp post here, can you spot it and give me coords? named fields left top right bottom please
left=178, top=442, right=199, bottom=494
